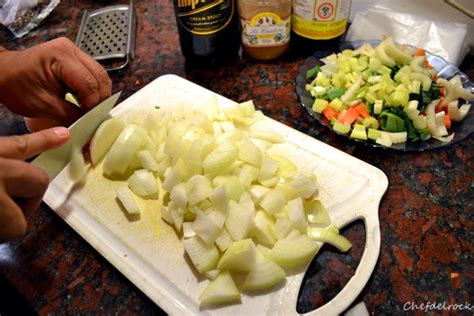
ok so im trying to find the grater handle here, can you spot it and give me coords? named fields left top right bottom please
left=104, top=54, right=130, bottom=72
left=75, top=10, right=89, bottom=47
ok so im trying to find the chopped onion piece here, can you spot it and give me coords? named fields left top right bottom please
left=259, top=189, right=286, bottom=215
left=160, top=206, right=173, bottom=225
left=116, top=185, right=140, bottom=216
left=162, top=159, right=185, bottom=192
left=199, top=271, right=240, bottom=307
left=270, top=231, right=319, bottom=269
left=203, top=141, right=239, bottom=175
left=183, top=236, right=219, bottom=274
left=287, top=197, right=307, bottom=232
left=308, top=227, right=352, bottom=252
left=90, top=117, right=125, bottom=165
left=258, top=156, right=279, bottom=181
left=186, top=175, right=212, bottom=205
left=290, top=172, right=318, bottom=199
left=69, top=145, right=88, bottom=183
left=249, top=121, right=284, bottom=143
left=305, top=199, right=331, bottom=227
left=137, top=150, right=159, bottom=172
left=128, top=169, right=158, bottom=198
left=103, top=124, right=147, bottom=177
left=204, top=269, right=220, bottom=281
left=192, top=208, right=220, bottom=245
left=169, top=201, right=185, bottom=232
left=225, top=200, right=254, bottom=241
left=182, top=222, right=196, bottom=239
left=217, top=238, right=256, bottom=272
left=238, top=136, right=262, bottom=167
left=249, top=185, right=271, bottom=203
left=210, top=185, right=228, bottom=211
left=243, top=260, right=286, bottom=292
left=433, top=133, right=455, bottom=143
left=252, top=210, right=277, bottom=248
left=170, top=182, right=188, bottom=209
left=215, top=228, right=233, bottom=252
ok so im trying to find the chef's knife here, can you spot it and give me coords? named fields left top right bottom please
left=32, top=91, right=121, bottom=181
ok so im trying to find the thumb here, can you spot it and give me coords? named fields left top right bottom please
left=0, top=127, right=70, bottom=160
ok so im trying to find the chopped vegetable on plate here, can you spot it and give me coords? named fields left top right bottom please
left=300, top=37, right=474, bottom=149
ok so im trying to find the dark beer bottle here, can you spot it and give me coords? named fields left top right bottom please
left=173, top=0, right=240, bottom=64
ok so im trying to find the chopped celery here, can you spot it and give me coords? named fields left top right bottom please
left=332, top=120, right=351, bottom=134
left=362, top=117, right=379, bottom=129
left=373, top=100, right=383, bottom=114
left=378, top=65, right=392, bottom=76
left=312, top=99, right=329, bottom=113
left=329, top=98, right=344, bottom=111
left=369, top=57, right=382, bottom=71
left=350, top=124, right=367, bottom=140
left=367, top=128, right=381, bottom=140
left=411, top=80, right=421, bottom=94
left=390, top=90, right=409, bottom=107
left=311, top=86, right=327, bottom=97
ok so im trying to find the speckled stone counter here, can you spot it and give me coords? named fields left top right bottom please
left=0, top=1, right=473, bottom=315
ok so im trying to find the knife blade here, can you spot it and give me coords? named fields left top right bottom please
left=32, top=91, right=121, bottom=181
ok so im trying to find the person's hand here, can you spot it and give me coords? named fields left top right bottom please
left=0, top=37, right=112, bottom=127
left=0, top=127, right=70, bottom=243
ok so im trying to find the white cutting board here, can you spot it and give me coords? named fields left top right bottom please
left=44, top=75, right=388, bottom=315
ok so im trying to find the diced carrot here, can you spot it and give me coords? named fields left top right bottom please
left=338, top=107, right=359, bottom=125
left=423, top=59, right=433, bottom=69
left=337, top=109, right=347, bottom=121
left=413, top=48, right=426, bottom=57
left=439, top=87, right=446, bottom=97
left=444, top=113, right=451, bottom=129
left=322, top=107, right=339, bottom=121
left=435, top=97, right=446, bottom=112
left=433, top=74, right=438, bottom=81
left=354, top=104, right=370, bottom=118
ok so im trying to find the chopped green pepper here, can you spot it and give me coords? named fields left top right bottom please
left=379, top=111, right=406, bottom=132
left=327, top=88, right=346, bottom=101
left=306, top=65, right=321, bottom=80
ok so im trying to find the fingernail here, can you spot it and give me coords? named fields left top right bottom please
left=52, top=126, right=70, bottom=138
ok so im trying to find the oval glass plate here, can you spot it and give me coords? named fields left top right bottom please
left=296, top=40, right=474, bottom=151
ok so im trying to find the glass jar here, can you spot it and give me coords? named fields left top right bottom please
left=237, top=0, right=292, bottom=60
left=291, top=0, right=351, bottom=55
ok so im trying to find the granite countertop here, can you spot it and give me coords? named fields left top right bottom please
left=0, top=1, right=473, bottom=315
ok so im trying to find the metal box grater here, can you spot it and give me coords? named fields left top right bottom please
left=75, top=1, right=136, bottom=72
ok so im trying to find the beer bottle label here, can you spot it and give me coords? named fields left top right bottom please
left=175, top=0, right=235, bottom=35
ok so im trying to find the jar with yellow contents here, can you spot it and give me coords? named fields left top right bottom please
left=237, top=0, right=292, bottom=60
